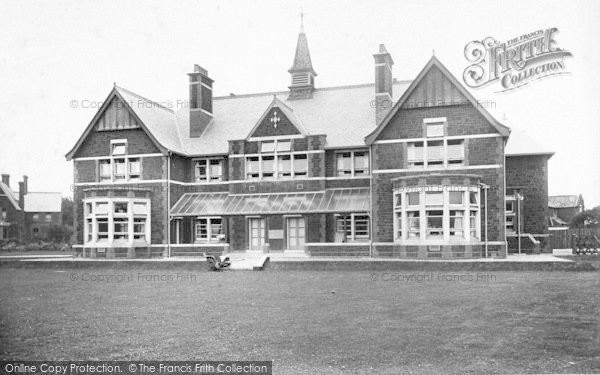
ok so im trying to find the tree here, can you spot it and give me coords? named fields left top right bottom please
left=61, top=197, right=74, bottom=226
left=570, top=205, right=600, bottom=228
left=47, top=224, right=72, bottom=243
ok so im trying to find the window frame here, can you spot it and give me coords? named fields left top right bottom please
left=83, top=198, right=151, bottom=246
left=334, top=213, right=370, bottom=242
left=98, top=140, right=144, bottom=183
left=335, top=150, right=370, bottom=177
left=394, top=186, right=480, bottom=244
left=194, top=158, right=224, bottom=182
left=245, top=139, right=308, bottom=180
left=505, top=195, right=516, bottom=233
left=194, top=216, right=225, bottom=243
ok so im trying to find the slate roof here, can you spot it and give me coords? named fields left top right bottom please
left=170, top=81, right=411, bottom=156
left=0, top=182, right=20, bottom=210
left=24, top=192, right=62, bottom=213
left=289, top=30, right=316, bottom=75
left=92, top=79, right=550, bottom=158
left=548, top=195, right=583, bottom=209
left=504, top=128, right=554, bottom=157
left=67, top=57, right=552, bottom=159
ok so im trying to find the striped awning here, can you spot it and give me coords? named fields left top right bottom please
left=170, top=188, right=370, bottom=216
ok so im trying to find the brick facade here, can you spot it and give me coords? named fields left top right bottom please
left=66, top=43, right=550, bottom=260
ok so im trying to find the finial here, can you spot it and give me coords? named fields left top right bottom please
left=113, top=81, right=116, bottom=87
left=432, top=49, right=435, bottom=56
left=300, top=8, right=304, bottom=31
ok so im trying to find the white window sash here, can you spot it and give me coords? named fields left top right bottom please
left=83, top=198, right=151, bottom=246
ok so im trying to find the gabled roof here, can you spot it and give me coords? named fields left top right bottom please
left=549, top=195, right=583, bottom=208
left=245, top=96, right=309, bottom=139
left=289, top=30, right=316, bottom=76
left=0, top=182, right=20, bottom=210
left=65, top=86, right=178, bottom=160
left=24, top=192, right=62, bottom=213
left=365, top=56, right=511, bottom=144
left=67, top=81, right=412, bottom=159
left=173, top=81, right=411, bottom=155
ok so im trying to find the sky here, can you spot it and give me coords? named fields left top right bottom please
left=0, top=0, right=599, bottom=207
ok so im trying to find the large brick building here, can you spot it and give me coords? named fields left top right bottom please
left=66, top=25, right=553, bottom=258
left=0, top=174, right=62, bottom=242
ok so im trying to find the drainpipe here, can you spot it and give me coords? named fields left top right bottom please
left=479, top=183, right=489, bottom=258
left=369, top=144, right=374, bottom=258
left=517, top=192, right=523, bottom=255
left=167, top=151, right=171, bottom=258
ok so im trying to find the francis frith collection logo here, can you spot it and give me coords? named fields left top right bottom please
left=463, top=27, right=572, bottom=92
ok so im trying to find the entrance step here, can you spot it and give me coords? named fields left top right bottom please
left=268, top=250, right=310, bottom=260
left=222, top=252, right=269, bottom=271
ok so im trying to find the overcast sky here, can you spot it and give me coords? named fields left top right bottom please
left=1, top=0, right=599, bottom=207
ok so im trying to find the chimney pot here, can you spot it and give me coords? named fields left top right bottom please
left=1, top=174, right=9, bottom=187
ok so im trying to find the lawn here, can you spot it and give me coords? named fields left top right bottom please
left=0, top=266, right=598, bottom=374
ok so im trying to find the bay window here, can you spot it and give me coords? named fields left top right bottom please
left=394, top=186, right=480, bottom=243
left=470, top=211, right=478, bottom=238
left=195, top=217, right=224, bottom=243
left=83, top=198, right=150, bottom=245
left=336, top=150, right=370, bottom=176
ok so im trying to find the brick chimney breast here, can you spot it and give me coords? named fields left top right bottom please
left=373, top=44, right=394, bottom=125
left=188, top=65, right=214, bottom=138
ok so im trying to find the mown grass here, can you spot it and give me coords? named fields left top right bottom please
left=0, top=267, right=598, bottom=374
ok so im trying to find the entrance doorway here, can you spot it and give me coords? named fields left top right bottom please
left=249, top=218, right=265, bottom=250
left=286, top=217, right=305, bottom=250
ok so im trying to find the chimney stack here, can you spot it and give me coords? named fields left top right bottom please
left=188, top=64, right=214, bottom=138
left=22, top=175, right=28, bottom=195
left=1, top=174, right=9, bottom=187
left=373, top=44, right=394, bottom=125
left=18, top=181, right=24, bottom=209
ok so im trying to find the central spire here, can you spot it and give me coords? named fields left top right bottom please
left=288, top=12, right=317, bottom=100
